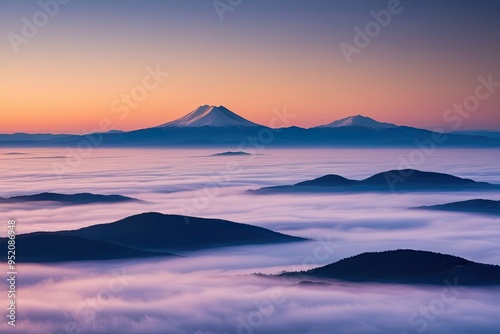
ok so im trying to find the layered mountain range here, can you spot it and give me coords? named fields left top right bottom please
left=1, top=105, right=499, bottom=147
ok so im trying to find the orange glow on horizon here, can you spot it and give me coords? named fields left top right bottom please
left=1, top=2, right=499, bottom=133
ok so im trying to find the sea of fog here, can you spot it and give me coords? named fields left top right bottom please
left=0, top=148, right=499, bottom=333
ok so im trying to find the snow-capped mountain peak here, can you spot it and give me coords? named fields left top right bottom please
left=317, top=115, right=397, bottom=129
left=157, top=105, right=262, bottom=128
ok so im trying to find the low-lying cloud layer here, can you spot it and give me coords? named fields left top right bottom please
left=1, top=148, right=499, bottom=333
left=1, top=258, right=499, bottom=334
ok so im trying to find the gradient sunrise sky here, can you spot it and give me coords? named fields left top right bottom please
left=1, top=0, right=499, bottom=134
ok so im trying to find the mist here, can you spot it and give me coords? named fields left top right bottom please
left=1, top=148, right=500, bottom=333
left=1, top=258, right=500, bottom=334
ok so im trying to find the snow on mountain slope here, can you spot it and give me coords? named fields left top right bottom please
left=157, top=105, right=262, bottom=127
left=317, top=115, right=397, bottom=129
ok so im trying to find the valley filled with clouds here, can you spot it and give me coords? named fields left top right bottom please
left=1, top=148, right=500, bottom=333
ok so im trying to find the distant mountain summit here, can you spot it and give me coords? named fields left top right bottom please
left=157, top=105, right=262, bottom=128
left=317, top=115, right=397, bottom=129
left=2, top=108, right=499, bottom=147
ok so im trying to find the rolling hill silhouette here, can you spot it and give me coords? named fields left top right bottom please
left=282, top=249, right=500, bottom=286
left=0, top=234, right=174, bottom=263
left=295, top=174, right=357, bottom=187
left=58, top=212, right=307, bottom=252
left=5, top=213, right=307, bottom=262
left=210, top=151, right=251, bottom=156
left=0, top=192, right=138, bottom=205
left=414, top=199, right=500, bottom=216
left=249, top=169, right=498, bottom=193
